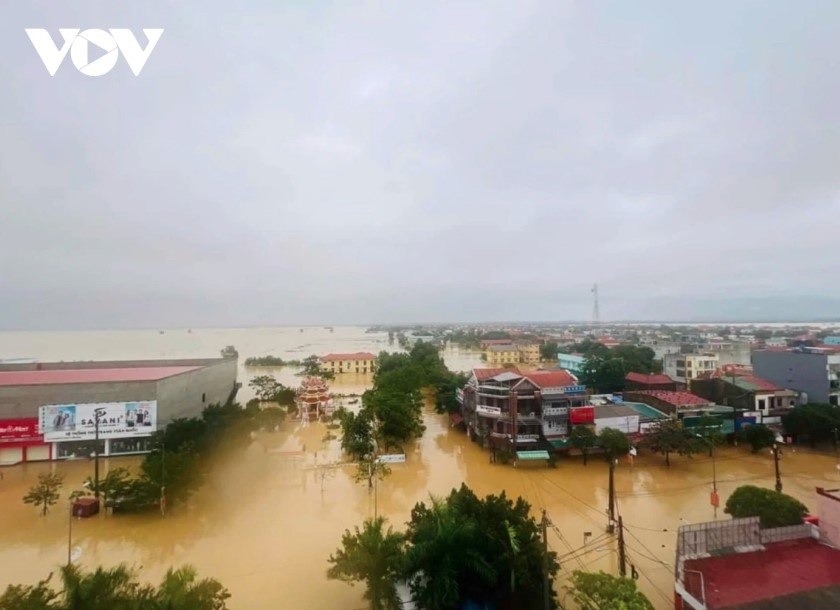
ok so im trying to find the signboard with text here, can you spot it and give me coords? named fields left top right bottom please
left=376, top=454, right=406, bottom=464
left=38, top=401, right=157, bottom=442
left=0, top=418, right=43, bottom=444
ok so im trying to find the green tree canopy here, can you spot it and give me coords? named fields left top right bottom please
left=782, top=403, right=840, bottom=446
left=644, top=420, right=702, bottom=466
left=327, top=517, right=406, bottom=610
left=578, top=344, right=662, bottom=393
left=725, top=485, right=809, bottom=528
left=598, top=428, right=631, bottom=460
left=568, top=571, right=654, bottom=610
left=23, top=472, right=64, bottom=517
left=740, top=424, right=777, bottom=453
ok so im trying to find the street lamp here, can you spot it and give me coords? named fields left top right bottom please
left=92, top=407, right=106, bottom=500
left=772, top=443, right=783, bottom=493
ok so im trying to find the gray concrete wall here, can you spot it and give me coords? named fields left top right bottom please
left=0, top=381, right=157, bottom=419
left=751, top=350, right=829, bottom=403
left=155, top=358, right=239, bottom=424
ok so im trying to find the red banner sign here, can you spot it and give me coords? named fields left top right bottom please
left=0, top=418, right=43, bottom=444
left=569, top=406, right=595, bottom=425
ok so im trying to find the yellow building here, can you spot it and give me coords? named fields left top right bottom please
left=320, top=352, right=377, bottom=374
left=517, top=343, right=541, bottom=364
left=484, top=344, right=521, bottom=365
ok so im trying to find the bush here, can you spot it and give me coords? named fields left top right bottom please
left=724, top=485, right=808, bottom=528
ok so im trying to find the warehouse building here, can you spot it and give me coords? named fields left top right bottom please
left=0, top=358, right=238, bottom=464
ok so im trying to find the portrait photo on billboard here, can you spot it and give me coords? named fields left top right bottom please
left=42, top=405, right=77, bottom=432
left=125, top=402, right=153, bottom=427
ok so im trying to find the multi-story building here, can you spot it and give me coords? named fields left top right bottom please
left=691, top=365, right=798, bottom=415
left=484, top=344, right=521, bottom=365
left=556, top=353, right=586, bottom=375
left=663, top=352, right=720, bottom=384
left=517, top=343, right=541, bottom=365
left=752, top=347, right=840, bottom=406
left=320, top=352, right=377, bottom=374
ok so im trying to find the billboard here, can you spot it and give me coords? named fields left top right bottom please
left=0, top=418, right=43, bottom=444
left=38, top=401, right=157, bottom=442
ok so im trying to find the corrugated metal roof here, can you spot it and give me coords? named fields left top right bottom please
left=0, top=366, right=202, bottom=387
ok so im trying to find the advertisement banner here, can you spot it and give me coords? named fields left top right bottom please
left=0, top=418, right=43, bottom=444
left=38, top=401, right=157, bottom=441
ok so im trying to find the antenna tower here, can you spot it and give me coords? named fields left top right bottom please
left=591, top=284, right=600, bottom=325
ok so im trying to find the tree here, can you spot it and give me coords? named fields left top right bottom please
left=327, top=517, right=406, bottom=610
left=782, top=403, right=840, bottom=447
left=364, top=387, right=425, bottom=450
left=568, top=571, right=654, bottom=610
left=579, top=357, right=626, bottom=394
left=84, top=468, right=133, bottom=508
left=0, top=576, right=58, bottom=610
left=571, top=426, right=598, bottom=465
left=598, top=428, right=631, bottom=460
left=645, top=420, right=701, bottom=466
left=725, top=485, right=808, bottom=528
left=58, top=564, right=152, bottom=610
left=256, top=406, right=286, bottom=431
left=339, top=408, right=376, bottom=462
left=140, top=445, right=203, bottom=507
left=23, top=472, right=64, bottom=516
left=249, top=375, right=282, bottom=402
left=740, top=424, right=776, bottom=453
left=539, top=342, right=559, bottom=361
left=155, top=565, right=231, bottom=610
left=301, top=355, right=336, bottom=380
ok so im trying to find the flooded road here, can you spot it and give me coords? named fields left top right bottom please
left=2, top=327, right=839, bottom=608
left=2, top=405, right=839, bottom=610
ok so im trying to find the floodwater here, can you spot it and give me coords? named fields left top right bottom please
left=2, top=327, right=840, bottom=609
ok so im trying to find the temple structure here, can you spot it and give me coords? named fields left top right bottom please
left=296, top=376, right=332, bottom=421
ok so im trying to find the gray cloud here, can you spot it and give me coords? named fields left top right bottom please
left=1, top=0, right=839, bottom=329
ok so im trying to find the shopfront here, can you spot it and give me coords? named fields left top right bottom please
left=39, top=400, right=158, bottom=460
left=0, top=417, right=52, bottom=464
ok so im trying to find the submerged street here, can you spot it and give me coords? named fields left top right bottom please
left=2, top=403, right=839, bottom=610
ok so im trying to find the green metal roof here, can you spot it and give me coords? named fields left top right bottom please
left=549, top=439, right=571, bottom=449
left=516, top=450, right=550, bottom=461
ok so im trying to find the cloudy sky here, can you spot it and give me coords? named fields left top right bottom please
left=1, top=1, right=838, bottom=329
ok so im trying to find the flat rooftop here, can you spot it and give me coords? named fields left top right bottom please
left=684, top=538, right=840, bottom=609
left=0, top=366, right=202, bottom=387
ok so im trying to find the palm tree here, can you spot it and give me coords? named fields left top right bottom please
left=504, top=520, right=521, bottom=610
left=327, top=517, right=406, bottom=610
left=404, top=498, right=496, bottom=610
left=154, top=566, right=230, bottom=610
left=59, top=564, right=152, bottom=610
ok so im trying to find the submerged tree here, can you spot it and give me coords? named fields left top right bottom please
left=645, top=420, right=702, bottom=466
left=740, top=424, right=776, bottom=453
left=327, top=517, right=406, bottom=610
left=598, top=428, right=631, bottom=461
left=724, top=485, right=808, bottom=528
left=571, top=426, right=598, bottom=465
left=23, top=472, right=64, bottom=516
left=568, top=571, right=654, bottom=610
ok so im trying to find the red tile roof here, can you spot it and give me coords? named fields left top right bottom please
left=684, top=538, right=840, bottom=609
left=320, top=352, right=376, bottom=362
left=625, top=372, right=674, bottom=385
left=0, top=366, right=202, bottom=387
left=521, top=370, right=577, bottom=388
left=472, top=367, right=520, bottom=381
left=631, top=390, right=712, bottom=407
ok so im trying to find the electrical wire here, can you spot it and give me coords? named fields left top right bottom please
left=624, top=549, right=674, bottom=606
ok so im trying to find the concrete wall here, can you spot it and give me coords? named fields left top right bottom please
left=0, top=381, right=157, bottom=419
left=155, top=358, right=238, bottom=424
left=0, top=358, right=233, bottom=372
left=817, top=490, right=840, bottom=547
left=752, top=351, right=829, bottom=403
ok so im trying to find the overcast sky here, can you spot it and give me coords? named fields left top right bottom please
left=1, top=1, right=839, bottom=329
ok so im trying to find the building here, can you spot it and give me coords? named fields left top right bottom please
left=624, top=372, right=680, bottom=392
left=320, top=352, right=377, bottom=374
left=675, top=489, right=840, bottom=610
left=0, top=358, right=238, bottom=464
left=691, top=365, right=797, bottom=416
left=517, top=343, right=541, bottom=365
left=664, top=353, right=720, bottom=384
left=484, top=344, right=522, bottom=366
left=752, top=347, right=840, bottom=406
left=457, top=368, right=585, bottom=454
left=296, top=376, right=332, bottom=421
left=623, top=390, right=714, bottom=417
left=557, top=353, right=586, bottom=375
left=824, top=336, right=840, bottom=346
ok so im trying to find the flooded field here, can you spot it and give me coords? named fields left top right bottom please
left=2, top=406, right=839, bottom=610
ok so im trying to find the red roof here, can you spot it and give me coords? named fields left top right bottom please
left=521, top=370, right=577, bottom=388
left=630, top=390, right=712, bottom=407
left=684, top=538, right=840, bottom=609
left=472, top=367, right=520, bottom=381
left=0, top=366, right=202, bottom=387
left=625, top=372, right=674, bottom=385
left=320, top=352, right=376, bottom=362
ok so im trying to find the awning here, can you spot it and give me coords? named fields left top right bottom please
left=516, top=450, right=550, bottom=461
left=449, top=413, right=463, bottom=426
left=549, top=439, right=570, bottom=449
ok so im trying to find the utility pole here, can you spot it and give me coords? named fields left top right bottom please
left=93, top=407, right=105, bottom=500
left=67, top=502, right=73, bottom=566
left=834, top=428, right=839, bottom=473
left=541, top=510, right=550, bottom=610
left=607, top=457, right=616, bottom=533
left=617, top=516, right=627, bottom=578
left=772, top=443, right=782, bottom=493
left=160, top=438, right=166, bottom=517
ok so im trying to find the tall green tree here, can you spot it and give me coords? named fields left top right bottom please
left=725, top=485, right=809, bottom=528
left=645, top=420, right=702, bottom=466
left=84, top=468, right=133, bottom=508
left=570, top=426, right=598, bottom=465
left=327, top=517, right=406, bottom=610
left=782, top=403, right=840, bottom=446
left=568, top=571, right=653, bottom=610
left=740, top=424, right=776, bottom=453
left=140, top=445, right=203, bottom=506
left=338, top=408, right=376, bottom=462
left=23, top=472, right=64, bottom=516
left=154, top=566, right=231, bottom=610
left=598, top=428, right=631, bottom=460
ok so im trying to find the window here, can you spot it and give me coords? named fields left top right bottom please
left=758, top=398, right=766, bottom=410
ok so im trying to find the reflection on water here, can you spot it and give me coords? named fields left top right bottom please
left=2, top=328, right=838, bottom=608
left=3, top=409, right=840, bottom=610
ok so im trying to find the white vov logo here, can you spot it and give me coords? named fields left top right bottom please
left=25, top=28, right=164, bottom=76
